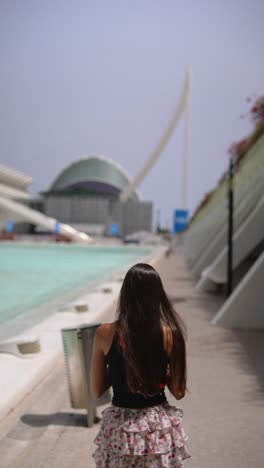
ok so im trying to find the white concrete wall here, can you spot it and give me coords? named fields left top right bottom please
left=197, top=190, right=264, bottom=290
left=184, top=134, right=264, bottom=268
left=212, top=249, right=264, bottom=329
left=192, top=171, right=264, bottom=276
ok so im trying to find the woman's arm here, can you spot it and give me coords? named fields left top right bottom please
left=163, top=325, right=185, bottom=400
left=90, top=325, right=111, bottom=399
left=166, top=363, right=185, bottom=400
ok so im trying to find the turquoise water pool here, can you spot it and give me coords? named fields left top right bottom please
left=0, top=243, right=153, bottom=329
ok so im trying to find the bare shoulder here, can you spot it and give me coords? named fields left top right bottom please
left=162, top=323, right=173, bottom=355
left=95, top=322, right=116, bottom=354
left=96, top=322, right=115, bottom=335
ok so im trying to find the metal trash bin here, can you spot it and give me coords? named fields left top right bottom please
left=61, top=323, right=111, bottom=427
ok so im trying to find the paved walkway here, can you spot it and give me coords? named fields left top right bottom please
left=1, top=250, right=264, bottom=467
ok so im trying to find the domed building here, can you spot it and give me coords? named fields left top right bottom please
left=43, top=155, right=152, bottom=236
left=47, top=155, right=140, bottom=200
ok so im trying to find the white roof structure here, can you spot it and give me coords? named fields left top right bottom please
left=0, top=164, right=32, bottom=191
left=0, top=182, right=30, bottom=200
left=0, top=164, right=32, bottom=200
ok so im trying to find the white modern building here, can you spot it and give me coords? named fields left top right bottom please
left=43, top=155, right=153, bottom=236
left=0, top=156, right=153, bottom=239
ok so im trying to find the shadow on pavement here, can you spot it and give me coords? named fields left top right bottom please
left=21, top=412, right=101, bottom=428
left=233, top=329, right=264, bottom=402
left=193, top=290, right=264, bottom=402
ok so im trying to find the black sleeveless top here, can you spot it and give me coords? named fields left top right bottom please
left=106, top=334, right=169, bottom=408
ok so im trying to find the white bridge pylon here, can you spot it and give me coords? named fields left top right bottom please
left=119, top=66, right=191, bottom=203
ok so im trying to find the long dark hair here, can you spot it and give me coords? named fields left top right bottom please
left=116, top=263, right=187, bottom=396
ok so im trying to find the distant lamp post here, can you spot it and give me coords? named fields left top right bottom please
left=226, top=153, right=237, bottom=298
left=156, top=209, right=161, bottom=233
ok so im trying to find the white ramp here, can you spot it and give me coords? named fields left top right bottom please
left=212, top=249, right=264, bottom=329
left=0, top=196, right=92, bottom=243
left=197, top=191, right=264, bottom=291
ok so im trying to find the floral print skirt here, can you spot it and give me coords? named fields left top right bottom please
left=92, top=402, right=191, bottom=467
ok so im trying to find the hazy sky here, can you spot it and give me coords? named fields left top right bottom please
left=0, top=1, right=263, bottom=226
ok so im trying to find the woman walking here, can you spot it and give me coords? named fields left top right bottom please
left=91, top=263, right=191, bottom=467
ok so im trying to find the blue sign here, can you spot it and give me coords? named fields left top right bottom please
left=54, top=220, right=60, bottom=234
left=173, top=209, right=189, bottom=234
left=108, top=223, right=120, bottom=236
left=5, top=219, right=14, bottom=233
